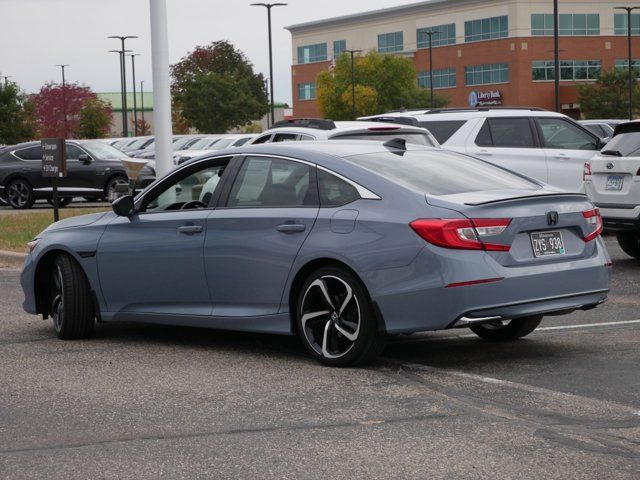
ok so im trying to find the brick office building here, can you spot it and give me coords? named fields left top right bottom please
left=286, top=0, right=640, bottom=118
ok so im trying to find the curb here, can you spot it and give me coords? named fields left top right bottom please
left=0, top=249, right=26, bottom=269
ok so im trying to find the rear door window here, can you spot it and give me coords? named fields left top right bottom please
left=273, top=133, right=300, bottom=143
left=418, top=120, right=465, bottom=143
left=475, top=118, right=536, bottom=148
left=14, top=146, right=42, bottom=160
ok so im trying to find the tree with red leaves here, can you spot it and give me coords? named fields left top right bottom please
left=32, top=82, right=105, bottom=138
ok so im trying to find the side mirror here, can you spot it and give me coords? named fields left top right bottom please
left=112, top=195, right=135, bottom=217
left=78, top=153, right=92, bottom=164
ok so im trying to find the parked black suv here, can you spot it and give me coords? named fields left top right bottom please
left=0, top=140, right=156, bottom=209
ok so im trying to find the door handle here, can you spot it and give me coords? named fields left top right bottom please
left=277, top=223, right=306, bottom=233
left=177, top=224, right=203, bottom=235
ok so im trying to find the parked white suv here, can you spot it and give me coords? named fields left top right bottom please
left=249, top=118, right=440, bottom=147
left=584, top=121, right=640, bottom=258
left=362, top=108, right=605, bottom=192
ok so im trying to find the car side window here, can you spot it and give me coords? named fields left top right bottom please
left=14, top=146, right=42, bottom=160
left=475, top=121, right=493, bottom=147
left=298, top=134, right=315, bottom=141
left=273, top=133, right=299, bottom=143
left=318, top=169, right=360, bottom=207
left=537, top=118, right=598, bottom=150
left=251, top=134, right=272, bottom=144
left=491, top=118, right=535, bottom=148
left=65, top=145, right=84, bottom=160
left=419, top=120, right=465, bottom=143
left=227, top=156, right=317, bottom=208
left=141, top=159, right=230, bottom=213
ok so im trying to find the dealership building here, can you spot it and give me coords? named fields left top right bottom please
left=286, top=0, right=640, bottom=118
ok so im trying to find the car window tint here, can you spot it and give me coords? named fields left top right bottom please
left=227, top=156, right=316, bottom=207
left=273, top=133, right=299, bottom=143
left=143, top=159, right=230, bottom=213
left=348, top=150, right=540, bottom=196
left=251, top=134, right=272, bottom=144
left=14, top=146, right=42, bottom=160
left=318, top=169, right=360, bottom=206
left=537, top=118, right=597, bottom=150
left=332, top=132, right=432, bottom=146
left=488, top=118, right=535, bottom=148
left=418, top=120, right=465, bottom=143
left=475, top=121, right=493, bottom=146
left=65, top=144, right=84, bottom=160
left=233, top=137, right=252, bottom=146
left=298, top=134, right=315, bottom=141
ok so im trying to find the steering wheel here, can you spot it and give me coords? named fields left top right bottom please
left=180, top=200, right=208, bottom=210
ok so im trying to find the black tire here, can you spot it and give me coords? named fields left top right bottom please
left=469, top=315, right=542, bottom=341
left=296, top=266, right=385, bottom=367
left=616, top=232, right=640, bottom=259
left=50, top=254, right=95, bottom=339
left=104, top=176, right=128, bottom=203
left=5, top=178, right=34, bottom=209
left=46, top=197, right=72, bottom=208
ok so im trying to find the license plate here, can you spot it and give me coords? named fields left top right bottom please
left=605, top=175, right=624, bottom=191
left=530, top=231, right=565, bottom=257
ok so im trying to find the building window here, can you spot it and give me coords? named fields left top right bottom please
left=378, top=31, right=404, bottom=53
left=464, top=63, right=508, bottom=85
left=464, top=16, right=508, bottom=42
left=333, top=40, right=346, bottom=57
left=297, top=83, right=316, bottom=100
left=615, top=13, right=640, bottom=35
left=532, top=60, right=601, bottom=81
left=297, top=43, right=327, bottom=64
left=531, top=14, right=599, bottom=35
left=418, top=68, right=456, bottom=88
left=417, top=24, right=456, bottom=48
left=615, top=59, right=640, bottom=74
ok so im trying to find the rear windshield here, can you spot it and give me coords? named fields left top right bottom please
left=601, top=131, right=640, bottom=157
left=332, top=132, right=433, bottom=146
left=347, top=150, right=540, bottom=196
left=418, top=120, right=465, bottom=143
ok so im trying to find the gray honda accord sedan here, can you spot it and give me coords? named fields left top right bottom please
left=20, top=140, right=611, bottom=366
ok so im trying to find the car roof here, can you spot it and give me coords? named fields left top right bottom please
left=261, top=120, right=428, bottom=137
left=366, top=108, right=567, bottom=121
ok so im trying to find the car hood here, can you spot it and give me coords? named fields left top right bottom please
left=42, top=211, right=112, bottom=234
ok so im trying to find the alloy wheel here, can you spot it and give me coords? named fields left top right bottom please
left=51, top=265, right=64, bottom=332
left=300, top=275, right=361, bottom=359
left=7, top=181, right=31, bottom=208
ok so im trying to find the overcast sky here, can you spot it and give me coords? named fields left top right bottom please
left=0, top=0, right=419, bottom=105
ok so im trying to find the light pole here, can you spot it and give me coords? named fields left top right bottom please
left=423, top=30, right=441, bottom=108
left=56, top=64, right=69, bottom=138
left=140, top=80, right=145, bottom=131
left=128, top=54, right=140, bottom=135
left=345, top=49, right=362, bottom=119
left=108, top=35, right=138, bottom=136
left=251, top=3, right=287, bottom=125
left=109, top=49, right=131, bottom=135
left=616, top=6, right=640, bottom=120
left=553, top=0, right=560, bottom=112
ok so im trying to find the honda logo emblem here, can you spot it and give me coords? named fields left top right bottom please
left=547, top=211, right=559, bottom=226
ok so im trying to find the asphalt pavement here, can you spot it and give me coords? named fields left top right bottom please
left=0, top=237, right=639, bottom=479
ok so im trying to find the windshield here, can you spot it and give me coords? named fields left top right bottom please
left=332, top=132, right=434, bottom=146
left=172, top=137, right=194, bottom=150
left=188, top=137, right=220, bottom=150
left=347, top=150, right=539, bottom=196
left=81, top=141, right=128, bottom=160
left=124, top=137, right=152, bottom=150
left=602, top=131, right=640, bottom=157
left=209, top=138, right=235, bottom=150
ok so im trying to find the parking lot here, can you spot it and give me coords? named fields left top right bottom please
left=0, top=235, right=638, bottom=479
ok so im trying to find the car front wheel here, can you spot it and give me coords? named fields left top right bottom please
left=296, top=266, right=385, bottom=367
left=616, top=232, right=640, bottom=259
left=51, top=254, right=95, bottom=339
left=469, top=315, right=542, bottom=341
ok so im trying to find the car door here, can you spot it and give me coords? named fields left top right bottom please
left=96, top=157, right=232, bottom=318
left=466, top=117, right=548, bottom=183
left=60, top=143, right=98, bottom=193
left=204, top=155, right=319, bottom=317
left=535, top=117, right=600, bottom=192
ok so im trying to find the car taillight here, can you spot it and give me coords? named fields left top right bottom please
left=583, top=162, right=592, bottom=181
left=582, top=208, right=603, bottom=242
left=410, top=218, right=512, bottom=251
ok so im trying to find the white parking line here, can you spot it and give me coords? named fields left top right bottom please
left=536, top=319, right=640, bottom=331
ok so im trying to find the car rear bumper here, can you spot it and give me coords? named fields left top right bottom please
left=600, top=215, right=640, bottom=233
left=366, top=236, right=611, bottom=334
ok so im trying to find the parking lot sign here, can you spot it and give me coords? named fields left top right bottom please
left=41, top=138, right=67, bottom=178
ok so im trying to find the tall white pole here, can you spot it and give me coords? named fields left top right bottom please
left=149, top=0, right=173, bottom=177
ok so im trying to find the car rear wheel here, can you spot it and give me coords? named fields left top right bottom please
left=296, top=266, right=385, bottom=367
left=6, top=178, right=34, bottom=209
left=616, top=232, right=640, bottom=259
left=469, top=315, right=542, bottom=341
left=51, top=254, right=95, bottom=339
left=105, top=176, right=128, bottom=203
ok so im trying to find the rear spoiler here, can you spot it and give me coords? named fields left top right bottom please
left=463, top=192, right=588, bottom=206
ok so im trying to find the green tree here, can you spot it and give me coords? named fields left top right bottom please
left=171, top=40, right=269, bottom=132
left=75, top=97, right=112, bottom=138
left=0, top=82, right=36, bottom=144
left=578, top=68, right=640, bottom=119
left=317, top=51, right=448, bottom=119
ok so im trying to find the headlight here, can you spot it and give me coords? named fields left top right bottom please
left=27, top=238, right=40, bottom=253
